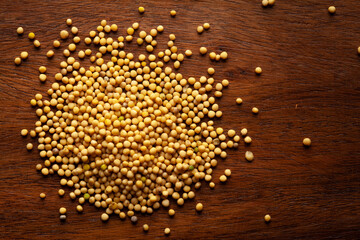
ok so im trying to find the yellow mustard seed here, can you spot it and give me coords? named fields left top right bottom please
left=245, top=151, right=254, bottom=161
left=236, top=98, right=243, bottom=104
left=28, top=32, right=35, bottom=39
left=220, top=51, right=228, bottom=60
left=17, top=27, right=24, bottom=35
left=328, top=6, right=336, bottom=14
left=39, top=66, right=46, bottom=73
left=66, top=18, right=72, bottom=26
left=101, top=213, right=109, bottom=221
left=269, top=0, right=275, bottom=5
left=164, top=228, right=171, bottom=235
left=197, top=26, right=204, bottom=34
left=40, top=193, right=46, bottom=199
left=143, top=224, right=149, bottom=231
left=209, top=182, right=215, bottom=188
left=224, top=169, right=231, bottom=177
left=168, top=209, right=175, bottom=216
left=209, top=52, right=216, bottom=60
left=244, top=136, right=252, bottom=144
left=59, top=207, right=67, bottom=214
left=157, top=25, right=164, bottom=32
left=170, top=10, right=176, bottom=17
left=139, top=6, right=145, bottom=13
left=203, top=23, right=210, bottom=30
left=46, top=50, right=54, bottom=58
left=207, top=67, right=215, bottom=75
left=71, top=26, right=78, bottom=35
left=262, top=0, right=269, bottom=7
left=39, top=74, right=47, bottom=82
left=252, top=107, right=259, bottom=114
left=20, top=51, right=28, bottom=59
left=26, top=143, right=33, bottom=150
left=255, top=67, right=262, bottom=74
left=21, top=129, right=28, bottom=136
left=303, top=138, right=311, bottom=146
left=14, top=57, right=21, bottom=65
left=200, top=47, right=207, bottom=55
left=357, top=46, right=360, bottom=55
left=76, top=205, right=83, bottom=212
left=264, top=214, right=271, bottom=222
left=196, top=203, right=203, bottom=211
left=228, top=129, right=236, bottom=138
left=219, top=175, right=227, bottom=182
left=241, top=128, right=248, bottom=136
left=53, top=40, right=60, bottom=48
left=60, top=30, right=69, bottom=39
left=58, top=189, right=65, bottom=196
left=185, top=49, right=192, bottom=57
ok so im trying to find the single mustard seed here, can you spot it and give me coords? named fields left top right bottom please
left=39, top=66, right=46, bottom=73
left=236, top=98, right=243, bottom=104
left=26, top=143, right=33, bottom=150
left=170, top=10, right=176, bottom=17
left=219, top=175, right=227, bottom=182
left=60, top=30, right=69, bottom=39
left=197, top=26, right=204, bottom=34
left=59, top=207, right=67, bottom=214
left=39, top=193, right=46, bottom=199
left=33, top=40, right=41, bottom=48
left=224, top=169, right=231, bottom=177
left=196, top=203, right=203, bottom=211
left=53, top=40, right=60, bottom=48
left=17, top=27, right=24, bottom=35
left=200, top=47, right=207, bottom=55
left=58, top=189, right=65, bottom=196
left=164, top=228, right=171, bottom=235
left=20, top=51, right=28, bottom=59
left=59, top=215, right=66, bottom=221
left=262, top=0, right=269, bottom=7
left=131, top=216, right=138, bottom=224
left=101, top=213, right=109, bottom=221
left=220, top=51, right=228, bottom=60
left=168, top=209, right=175, bottom=216
left=264, top=214, right=271, bottom=222
left=39, top=74, right=47, bottom=82
left=139, top=6, right=145, bottom=13
left=269, top=0, right=275, bottom=6
left=143, top=224, right=149, bottom=232
left=185, top=49, right=192, bottom=57
left=255, top=67, right=262, bottom=74
left=46, top=50, right=54, bottom=58
left=245, top=151, right=254, bottom=161
left=209, top=52, right=216, bottom=60
left=208, top=67, right=215, bottom=75
left=209, top=182, right=215, bottom=188
left=28, top=32, right=35, bottom=40
left=244, top=136, right=252, bottom=144
left=252, top=107, right=259, bottom=114
left=14, top=57, right=21, bottom=65
left=66, top=18, right=72, bottom=26
left=357, top=46, right=360, bottom=55
left=203, top=23, right=210, bottom=29
left=21, top=129, right=28, bottom=136
left=328, top=6, right=336, bottom=14
left=241, top=128, right=248, bottom=136
left=303, top=138, right=311, bottom=146
left=76, top=205, right=83, bottom=212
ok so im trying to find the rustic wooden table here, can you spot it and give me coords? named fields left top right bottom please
left=1, top=0, right=360, bottom=239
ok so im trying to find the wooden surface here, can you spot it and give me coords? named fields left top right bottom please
left=1, top=0, right=360, bottom=239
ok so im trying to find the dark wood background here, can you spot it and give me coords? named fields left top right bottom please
left=0, top=0, right=360, bottom=239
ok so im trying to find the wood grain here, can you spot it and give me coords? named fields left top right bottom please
left=1, top=0, right=360, bottom=239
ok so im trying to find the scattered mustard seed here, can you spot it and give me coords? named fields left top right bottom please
left=20, top=51, right=28, bottom=59
left=39, top=193, right=46, bottom=199
left=252, top=107, right=259, bottom=114
left=255, top=67, right=262, bottom=74
left=139, top=6, right=145, bottom=13
left=196, top=203, right=203, bottom=211
left=245, top=151, right=254, bottom=161
left=59, top=207, right=67, bottom=214
left=236, top=98, right=243, bottom=104
left=264, top=214, right=271, bottom=222
left=185, top=49, right=192, bottom=57
left=39, top=66, right=46, bottom=73
left=53, top=40, right=60, bottom=48
left=39, top=74, right=47, bottom=82
left=197, top=26, right=204, bottom=34
left=14, top=57, right=21, bottom=65
left=60, top=30, right=69, bottom=39
left=224, top=169, right=231, bottom=177
left=219, top=175, right=227, bottom=182
left=262, top=0, right=269, bottom=7
left=168, top=209, right=175, bottom=216
left=208, top=67, right=215, bottom=75
left=143, top=224, right=149, bottom=232
left=203, top=23, right=210, bottom=29
left=269, top=0, right=275, bottom=6
left=244, top=136, right=252, bottom=144
left=26, top=143, right=33, bottom=150
left=200, top=47, right=207, bottom=55
left=328, top=6, right=336, bottom=14
left=20, top=129, right=28, bottom=136
left=220, top=51, right=228, bottom=60
left=66, top=18, right=72, bottom=26
left=28, top=32, right=35, bottom=40
left=170, top=10, right=176, bottom=17
left=303, top=138, right=311, bottom=146
left=164, top=228, right=171, bottom=235
left=46, top=50, right=54, bottom=58
left=60, top=215, right=66, bottom=221
left=58, top=189, right=65, bottom=196
left=101, top=213, right=109, bottom=221
left=17, top=27, right=24, bottom=35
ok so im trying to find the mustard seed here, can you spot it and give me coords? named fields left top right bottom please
left=252, top=107, right=259, bottom=114
left=53, top=40, right=60, bottom=48
left=200, top=47, right=207, bottom=55
left=262, top=0, right=269, bottom=7
left=39, top=66, right=46, bottom=73
left=245, top=151, right=254, bottom=161
left=185, top=50, right=192, bottom=57
left=138, top=6, right=145, bottom=13
left=60, top=30, right=69, bottom=39
left=66, top=18, right=72, bottom=26
left=143, top=224, right=149, bottom=232
left=46, top=50, right=54, bottom=58
left=244, top=136, right=252, bottom=144
left=101, top=213, right=109, bottom=221
left=203, top=23, right=210, bottom=30
left=164, top=228, right=171, bottom=235
left=224, top=169, right=231, bottom=177
left=196, top=203, right=203, bottom=211
left=39, top=74, right=47, bottom=82
left=236, top=98, right=243, bottom=104
left=220, top=51, right=228, bottom=60
left=168, top=209, right=175, bottom=216
left=58, top=189, right=65, bottom=196
left=219, top=175, right=227, bottom=182
left=26, top=143, right=33, bottom=150
left=14, top=57, right=21, bottom=65
left=328, top=6, right=336, bottom=14
left=197, top=26, right=204, bottom=34
left=40, top=193, right=46, bottom=199
left=20, top=51, right=28, bottom=59
left=208, top=67, right=215, bottom=75
left=264, top=214, right=271, bottom=222
left=303, top=138, right=311, bottom=146
left=59, top=207, right=67, bottom=214
left=255, top=67, right=262, bottom=74
left=17, top=27, right=24, bottom=35
left=59, top=215, right=66, bottom=221
left=21, top=129, right=28, bottom=136
left=170, top=10, right=176, bottom=17
left=28, top=32, right=35, bottom=40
